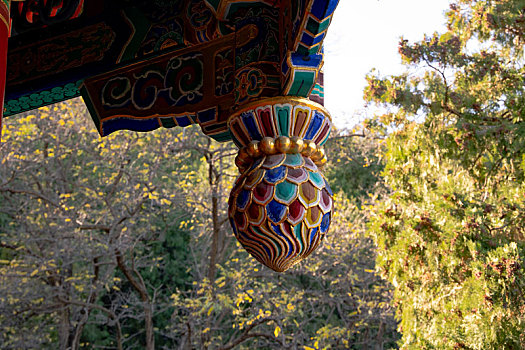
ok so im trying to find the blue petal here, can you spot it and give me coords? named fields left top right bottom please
left=264, top=166, right=286, bottom=184
left=266, top=199, right=287, bottom=224
left=320, top=212, right=331, bottom=234
left=236, top=189, right=250, bottom=210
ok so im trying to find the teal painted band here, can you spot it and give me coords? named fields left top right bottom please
left=5, top=81, right=82, bottom=117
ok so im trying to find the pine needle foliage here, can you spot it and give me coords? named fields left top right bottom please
left=365, top=1, right=525, bottom=348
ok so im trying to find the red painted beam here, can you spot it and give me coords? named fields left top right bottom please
left=0, top=0, right=9, bottom=140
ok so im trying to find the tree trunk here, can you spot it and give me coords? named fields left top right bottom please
left=206, top=151, right=221, bottom=281
left=207, top=191, right=220, bottom=281
left=115, top=249, right=155, bottom=350
left=143, top=299, right=155, bottom=350
left=58, top=306, right=71, bottom=350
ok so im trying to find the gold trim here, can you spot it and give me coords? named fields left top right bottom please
left=235, top=136, right=327, bottom=173
left=0, top=1, right=9, bottom=30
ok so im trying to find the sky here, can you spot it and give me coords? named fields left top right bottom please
left=324, top=0, right=452, bottom=128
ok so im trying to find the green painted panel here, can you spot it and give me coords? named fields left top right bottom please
left=160, top=117, right=177, bottom=128
left=276, top=106, right=290, bottom=136
left=306, top=17, right=330, bottom=35
left=288, top=71, right=315, bottom=97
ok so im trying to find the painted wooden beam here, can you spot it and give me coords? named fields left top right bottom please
left=0, top=0, right=9, bottom=138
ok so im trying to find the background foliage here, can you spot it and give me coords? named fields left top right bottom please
left=0, top=98, right=397, bottom=349
left=365, top=0, right=525, bottom=348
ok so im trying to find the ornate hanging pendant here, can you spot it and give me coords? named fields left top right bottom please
left=228, top=97, right=333, bottom=272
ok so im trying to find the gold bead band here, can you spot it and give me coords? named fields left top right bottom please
left=235, top=136, right=328, bottom=171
